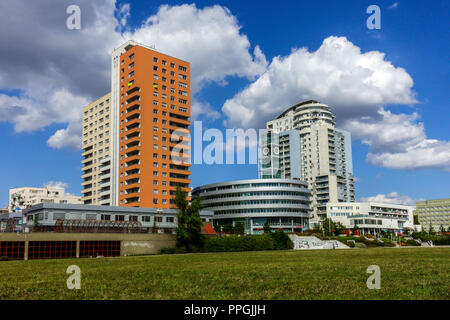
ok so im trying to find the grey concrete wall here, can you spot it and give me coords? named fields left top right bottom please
left=0, top=233, right=176, bottom=258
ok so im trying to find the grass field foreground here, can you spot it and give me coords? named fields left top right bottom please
left=0, top=248, right=449, bottom=299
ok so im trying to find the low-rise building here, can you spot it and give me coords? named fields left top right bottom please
left=326, top=202, right=415, bottom=235
left=415, top=198, right=450, bottom=232
left=192, top=178, right=311, bottom=234
left=24, top=203, right=213, bottom=234
left=9, top=186, right=82, bottom=212
left=0, top=212, right=23, bottom=232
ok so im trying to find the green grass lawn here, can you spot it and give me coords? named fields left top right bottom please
left=0, top=248, right=449, bottom=300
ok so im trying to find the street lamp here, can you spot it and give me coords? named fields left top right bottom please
left=245, top=215, right=249, bottom=235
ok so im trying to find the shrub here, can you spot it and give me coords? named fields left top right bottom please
left=202, top=235, right=276, bottom=252
left=355, top=242, right=367, bottom=248
left=0, top=256, right=11, bottom=261
left=346, top=241, right=355, bottom=248
left=405, top=239, right=421, bottom=246
left=159, top=247, right=185, bottom=255
left=434, top=237, right=450, bottom=246
left=268, top=230, right=294, bottom=250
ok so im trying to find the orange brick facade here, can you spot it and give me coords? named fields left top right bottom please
left=118, top=45, right=191, bottom=208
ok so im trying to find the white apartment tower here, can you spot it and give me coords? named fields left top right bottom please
left=81, top=93, right=112, bottom=205
left=259, top=100, right=355, bottom=224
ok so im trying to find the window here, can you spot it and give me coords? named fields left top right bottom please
left=179, top=66, right=187, bottom=72
left=153, top=57, right=158, bottom=62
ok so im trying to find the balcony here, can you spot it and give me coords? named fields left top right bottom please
left=99, top=198, right=111, bottom=205
left=126, top=86, right=140, bottom=96
left=99, top=189, right=111, bottom=197
left=99, top=173, right=111, bottom=180
left=100, top=156, right=111, bottom=164
left=126, top=104, right=140, bottom=114
left=100, top=164, right=111, bottom=172
left=126, top=94, right=140, bottom=105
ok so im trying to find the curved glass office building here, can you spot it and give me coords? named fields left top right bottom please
left=192, top=179, right=311, bottom=234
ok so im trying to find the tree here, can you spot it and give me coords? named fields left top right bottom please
left=428, top=224, right=435, bottom=235
left=263, top=222, right=271, bottom=234
left=334, top=222, right=346, bottom=235
left=439, top=224, right=445, bottom=233
left=152, top=219, right=158, bottom=234
left=322, top=218, right=332, bottom=236
left=234, top=221, right=244, bottom=235
left=322, top=218, right=345, bottom=236
left=213, top=224, right=222, bottom=233
left=32, top=215, right=40, bottom=232
left=174, top=186, right=204, bottom=252
left=447, top=226, right=450, bottom=233
left=222, top=224, right=234, bottom=234
left=352, top=224, right=360, bottom=235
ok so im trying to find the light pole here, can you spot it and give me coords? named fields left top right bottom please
left=245, top=215, right=250, bottom=235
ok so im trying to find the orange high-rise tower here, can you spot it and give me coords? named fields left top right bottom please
left=111, top=41, right=191, bottom=208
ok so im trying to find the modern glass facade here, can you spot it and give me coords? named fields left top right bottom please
left=192, top=179, right=311, bottom=234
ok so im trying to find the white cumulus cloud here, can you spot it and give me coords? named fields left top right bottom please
left=222, top=36, right=450, bottom=171
left=44, top=181, right=69, bottom=190
left=222, top=36, right=417, bottom=128
left=359, top=192, right=423, bottom=206
left=0, top=1, right=267, bottom=148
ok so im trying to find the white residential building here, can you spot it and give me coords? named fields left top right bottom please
left=326, top=202, right=416, bottom=235
left=9, top=186, right=82, bottom=212
left=81, top=93, right=112, bottom=205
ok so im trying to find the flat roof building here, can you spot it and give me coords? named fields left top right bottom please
left=415, top=198, right=450, bottom=232
left=326, top=202, right=416, bottom=235
left=9, top=186, right=82, bottom=212
left=192, top=178, right=311, bottom=234
left=81, top=93, right=112, bottom=205
left=112, top=41, right=191, bottom=208
left=23, top=203, right=213, bottom=234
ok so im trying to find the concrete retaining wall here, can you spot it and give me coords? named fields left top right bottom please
left=0, top=233, right=176, bottom=259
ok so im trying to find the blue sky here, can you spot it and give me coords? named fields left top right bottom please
left=0, top=0, right=449, bottom=207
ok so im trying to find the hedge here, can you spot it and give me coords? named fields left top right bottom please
left=159, top=231, right=293, bottom=254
